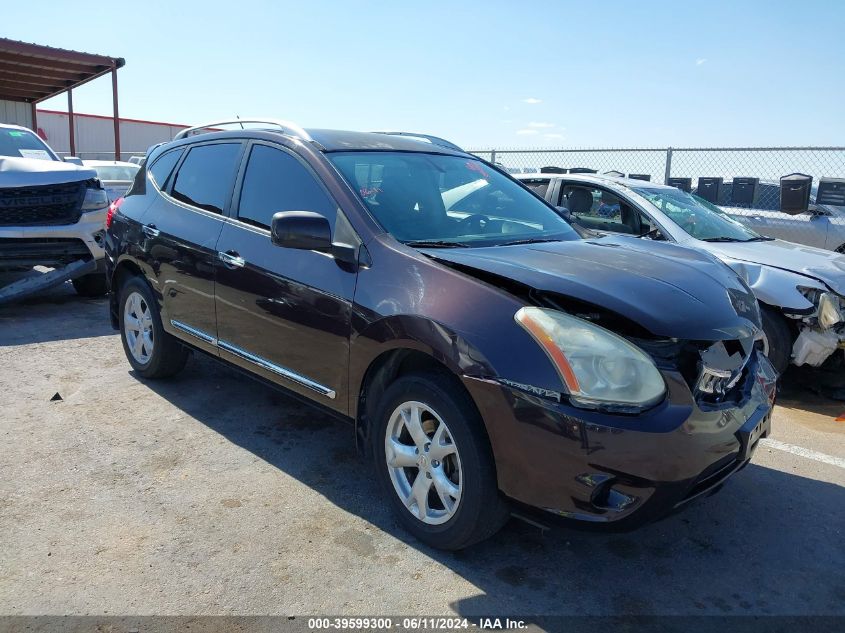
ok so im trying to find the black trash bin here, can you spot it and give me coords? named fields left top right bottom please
left=780, top=173, right=813, bottom=213
left=697, top=177, right=723, bottom=204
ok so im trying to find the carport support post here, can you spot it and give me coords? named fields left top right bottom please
left=67, top=89, right=75, bottom=157
left=490, top=149, right=496, bottom=164
left=30, top=102, right=37, bottom=135
left=664, top=147, right=673, bottom=183
left=111, top=65, right=120, bottom=161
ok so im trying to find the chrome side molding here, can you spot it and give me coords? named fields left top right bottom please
left=170, top=319, right=217, bottom=345
left=169, top=320, right=335, bottom=399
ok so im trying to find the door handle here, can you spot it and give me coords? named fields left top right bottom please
left=218, top=250, right=246, bottom=268
left=142, top=224, right=160, bottom=238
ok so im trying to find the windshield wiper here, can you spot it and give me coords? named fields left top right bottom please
left=404, top=240, right=470, bottom=248
left=701, top=236, right=774, bottom=243
left=498, top=238, right=562, bottom=246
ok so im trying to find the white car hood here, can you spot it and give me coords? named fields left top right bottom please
left=706, top=239, right=845, bottom=295
left=0, top=156, right=97, bottom=187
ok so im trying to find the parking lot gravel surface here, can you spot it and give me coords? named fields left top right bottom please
left=1, top=282, right=843, bottom=617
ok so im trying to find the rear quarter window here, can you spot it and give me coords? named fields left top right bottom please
left=148, top=149, right=183, bottom=190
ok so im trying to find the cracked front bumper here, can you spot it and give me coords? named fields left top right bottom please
left=0, top=209, right=107, bottom=269
left=463, top=349, right=777, bottom=528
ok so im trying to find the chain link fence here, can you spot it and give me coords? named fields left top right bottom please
left=469, top=146, right=845, bottom=248
left=469, top=146, right=845, bottom=185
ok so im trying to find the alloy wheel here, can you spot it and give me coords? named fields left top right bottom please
left=384, top=400, right=463, bottom=525
left=123, top=291, right=154, bottom=364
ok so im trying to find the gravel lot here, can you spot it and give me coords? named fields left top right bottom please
left=1, top=281, right=844, bottom=617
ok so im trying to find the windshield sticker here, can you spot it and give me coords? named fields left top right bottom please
left=18, top=149, right=52, bottom=161
left=8, top=131, right=25, bottom=137
left=360, top=186, right=382, bottom=198
left=466, top=161, right=489, bottom=179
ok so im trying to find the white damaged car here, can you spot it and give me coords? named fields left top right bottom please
left=0, top=123, right=111, bottom=297
left=517, top=172, right=845, bottom=373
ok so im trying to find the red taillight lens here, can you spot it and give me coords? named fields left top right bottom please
left=105, top=196, right=124, bottom=229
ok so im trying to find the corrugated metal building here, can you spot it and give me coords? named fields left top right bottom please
left=34, top=110, right=188, bottom=160
left=1, top=99, right=33, bottom=128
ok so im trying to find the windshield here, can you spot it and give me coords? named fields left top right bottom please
left=0, top=128, right=58, bottom=161
left=329, top=152, right=579, bottom=246
left=91, top=164, right=140, bottom=181
left=633, top=187, right=763, bottom=242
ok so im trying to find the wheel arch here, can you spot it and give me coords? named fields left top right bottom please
left=109, top=258, right=145, bottom=329
left=350, top=316, right=496, bottom=457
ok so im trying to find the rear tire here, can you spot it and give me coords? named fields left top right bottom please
left=72, top=272, right=108, bottom=297
left=118, top=276, right=188, bottom=379
left=761, top=306, right=792, bottom=374
left=372, top=371, right=509, bottom=550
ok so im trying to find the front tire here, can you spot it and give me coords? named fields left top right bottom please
left=372, top=372, right=509, bottom=550
left=118, top=276, right=188, bottom=379
left=761, top=306, right=792, bottom=374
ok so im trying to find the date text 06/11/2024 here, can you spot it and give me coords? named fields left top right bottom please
left=306, top=617, right=528, bottom=630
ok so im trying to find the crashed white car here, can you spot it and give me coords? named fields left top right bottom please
left=517, top=172, right=845, bottom=373
left=0, top=123, right=110, bottom=298
left=82, top=160, right=140, bottom=202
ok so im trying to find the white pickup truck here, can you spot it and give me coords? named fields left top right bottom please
left=0, top=123, right=111, bottom=298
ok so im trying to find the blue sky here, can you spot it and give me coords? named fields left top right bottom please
left=4, top=0, right=844, bottom=148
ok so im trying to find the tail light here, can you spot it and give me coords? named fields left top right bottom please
left=106, top=197, right=124, bottom=229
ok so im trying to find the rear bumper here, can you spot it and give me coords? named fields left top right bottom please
left=464, top=349, right=777, bottom=528
left=0, top=209, right=107, bottom=269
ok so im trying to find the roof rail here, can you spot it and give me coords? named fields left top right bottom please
left=173, top=119, right=312, bottom=142
left=373, top=132, right=464, bottom=152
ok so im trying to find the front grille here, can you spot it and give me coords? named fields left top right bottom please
left=0, top=181, right=86, bottom=226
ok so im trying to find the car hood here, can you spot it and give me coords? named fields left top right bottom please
left=0, top=156, right=97, bottom=187
left=705, top=239, right=845, bottom=295
left=421, top=235, right=759, bottom=340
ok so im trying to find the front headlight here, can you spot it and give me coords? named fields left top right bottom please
left=798, top=287, right=843, bottom=329
left=81, top=186, right=109, bottom=212
left=515, top=307, right=666, bottom=411
left=818, top=293, right=843, bottom=329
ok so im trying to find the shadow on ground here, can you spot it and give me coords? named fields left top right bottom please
left=137, top=353, right=845, bottom=617
left=0, top=275, right=112, bottom=345
left=780, top=362, right=845, bottom=412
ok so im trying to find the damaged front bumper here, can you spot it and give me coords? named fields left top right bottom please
left=789, top=290, right=845, bottom=367
left=463, top=348, right=777, bottom=528
left=0, top=208, right=107, bottom=270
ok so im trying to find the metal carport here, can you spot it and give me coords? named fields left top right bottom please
left=0, top=38, right=124, bottom=159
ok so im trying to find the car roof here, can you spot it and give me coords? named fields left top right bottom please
left=153, top=126, right=470, bottom=158
left=515, top=172, right=676, bottom=190
left=306, top=129, right=468, bottom=155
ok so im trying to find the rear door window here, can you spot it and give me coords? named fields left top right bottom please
left=171, top=143, right=242, bottom=214
left=521, top=178, right=551, bottom=197
left=236, top=144, right=337, bottom=229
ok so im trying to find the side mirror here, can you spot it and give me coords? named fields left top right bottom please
left=63, top=156, right=84, bottom=166
left=271, top=211, right=332, bottom=251
left=556, top=206, right=573, bottom=222
left=270, top=211, right=359, bottom=266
